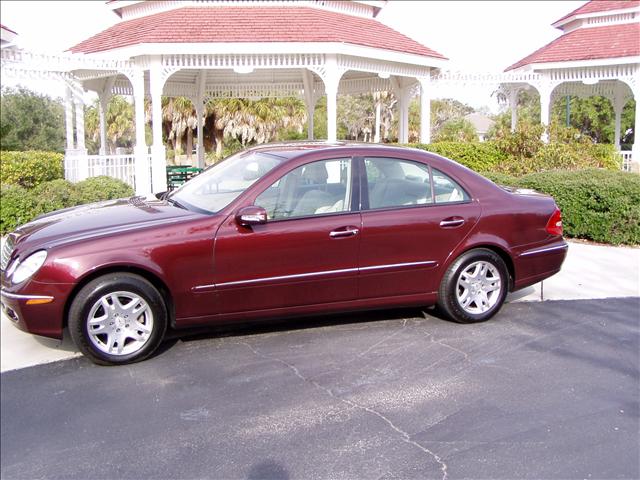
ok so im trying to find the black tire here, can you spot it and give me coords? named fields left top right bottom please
left=437, top=248, right=509, bottom=324
left=68, top=273, right=168, bottom=365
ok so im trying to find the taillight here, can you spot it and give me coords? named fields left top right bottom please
left=546, top=208, right=563, bottom=236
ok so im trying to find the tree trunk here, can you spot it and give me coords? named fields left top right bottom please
left=215, top=128, right=224, bottom=159
left=186, top=128, right=193, bottom=163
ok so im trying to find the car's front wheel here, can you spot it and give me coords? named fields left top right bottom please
left=437, top=248, right=509, bottom=324
left=69, top=273, right=168, bottom=365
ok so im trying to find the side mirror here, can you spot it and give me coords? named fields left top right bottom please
left=235, top=206, right=268, bottom=227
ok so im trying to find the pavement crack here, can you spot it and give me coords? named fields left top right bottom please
left=357, top=318, right=408, bottom=358
left=238, top=340, right=448, bottom=480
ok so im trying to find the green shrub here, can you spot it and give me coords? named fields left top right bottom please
left=75, top=176, right=134, bottom=204
left=407, top=142, right=507, bottom=173
left=1, top=176, right=134, bottom=234
left=516, top=169, right=640, bottom=245
left=32, top=179, right=80, bottom=216
left=0, top=184, right=38, bottom=234
left=0, top=150, right=64, bottom=188
left=480, top=172, right=519, bottom=187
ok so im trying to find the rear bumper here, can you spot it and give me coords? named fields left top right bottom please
left=513, top=240, right=568, bottom=291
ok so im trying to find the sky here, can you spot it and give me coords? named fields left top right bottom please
left=0, top=0, right=585, bottom=112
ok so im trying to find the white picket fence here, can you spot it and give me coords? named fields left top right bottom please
left=64, top=153, right=153, bottom=191
left=619, top=151, right=633, bottom=172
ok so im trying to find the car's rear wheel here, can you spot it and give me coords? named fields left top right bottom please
left=69, top=273, right=167, bottom=365
left=438, top=248, right=508, bottom=324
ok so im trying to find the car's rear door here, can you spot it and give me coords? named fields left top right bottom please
left=357, top=156, right=481, bottom=299
left=212, top=157, right=361, bottom=314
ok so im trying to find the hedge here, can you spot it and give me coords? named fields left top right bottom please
left=485, top=169, right=640, bottom=245
left=407, top=142, right=507, bottom=173
left=0, top=150, right=64, bottom=188
left=1, top=176, right=134, bottom=235
left=406, top=141, right=620, bottom=176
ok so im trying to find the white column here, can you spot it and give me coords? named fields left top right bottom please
left=302, top=69, right=316, bottom=140
left=538, top=85, right=553, bottom=144
left=321, top=55, right=344, bottom=142
left=64, top=87, right=75, bottom=151
left=132, top=69, right=151, bottom=195
left=196, top=71, right=206, bottom=169
left=418, top=77, right=431, bottom=144
left=613, top=95, right=625, bottom=150
left=374, top=98, right=381, bottom=143
left=74, top=97, right=86, bottom=152
left=399, top=88, right=410, bottom=144
left=632, top=86, right=640, bottom=165
left=509, top=89, right=519, bottom=132
left=391, top=77, right=410, bottom=144
left=98, top=94, right=109, bottom=156
left=150, top=57, right=167, bottom=192
left=74, top=96, right=88, bottom=181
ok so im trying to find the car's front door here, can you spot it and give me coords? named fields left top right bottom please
left=358, top=156, right=481, bottom=299
left=212, top=157, right=361, bottom=315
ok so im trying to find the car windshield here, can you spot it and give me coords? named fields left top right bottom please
left=169, top=151, right=285, bottom=213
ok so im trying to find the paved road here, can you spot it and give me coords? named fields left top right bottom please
left=1, top=298, right=639, bottom=480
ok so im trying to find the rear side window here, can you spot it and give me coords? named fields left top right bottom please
left=432, top=168, right=470, bottom=203
left=364, top=157, right=432, bottom=209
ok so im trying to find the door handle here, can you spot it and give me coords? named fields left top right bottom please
left=440, top=217, right=465, bottom=228
left=329, top=228, right=359, bottom=238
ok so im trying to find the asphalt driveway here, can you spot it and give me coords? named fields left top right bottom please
left=1, top=297, right=639, bottom=480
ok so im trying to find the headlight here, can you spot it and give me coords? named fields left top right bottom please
left=11, top=250, right=47, bottom=284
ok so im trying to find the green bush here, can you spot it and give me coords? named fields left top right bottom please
left=407, top=142, right=507, bottom=173
left=75, top=176, right=134, bottom=204
left=496, top=142, right=621, bottom=176
left=0, top=176, right=134, bottom=235
left=0, top=184, right=38, bottom=234
left=515, top=169, right=640, bottom=245
left=0, top=150, right=64, bottom=188
left=32, top=179, right=81, bottom=216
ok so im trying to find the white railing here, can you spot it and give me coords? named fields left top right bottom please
left=620, top=151, right=633, bottom=172
left=65, top=154, right=141, bottom=189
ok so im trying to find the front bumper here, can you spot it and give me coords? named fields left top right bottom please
left=0, top=282, right=70, bottom=339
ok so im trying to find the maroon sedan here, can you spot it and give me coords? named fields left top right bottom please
left=0, top=144, right=567, bottom=365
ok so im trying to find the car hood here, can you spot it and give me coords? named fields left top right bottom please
left=9, top=196, right=207, bottom=255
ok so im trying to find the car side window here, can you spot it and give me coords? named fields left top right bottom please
left=364, top=157, right=432, bottom=209
left=255, top=158, right=352, bottom=220
left=432, top=168, right=470, bottom=203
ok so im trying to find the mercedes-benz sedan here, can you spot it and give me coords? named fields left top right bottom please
left=0, top=143, right=567, bottom=365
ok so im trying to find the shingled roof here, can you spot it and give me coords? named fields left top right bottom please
left=69, top=6, right=445, bottom=59
left=553, top=0, right=640, bottom=27
left=506, top=21, right=639, bottom=71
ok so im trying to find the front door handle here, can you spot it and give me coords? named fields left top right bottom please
left=440, top=217, right=465, bottom=228
left=329, top=227, right=359, bottom=238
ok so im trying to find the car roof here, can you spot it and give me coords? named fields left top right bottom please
left=246, top=141, right=419, bottom=159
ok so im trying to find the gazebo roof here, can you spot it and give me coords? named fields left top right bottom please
left=69, top=6, right=445, bottom=59
left=506, top=22, right=640, bottom=71
left=553, top=0, right=640, bottom=28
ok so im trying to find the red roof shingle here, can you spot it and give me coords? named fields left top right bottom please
left=506, top=22, right=640, bottom=71
left=553, top=0, right=640, bottom=26
left=69, top=6, right=445, bottom=59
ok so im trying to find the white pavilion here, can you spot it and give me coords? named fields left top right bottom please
left=3, top=0, right=450, bottom=194
left=1, top=0, right=638, bottom=192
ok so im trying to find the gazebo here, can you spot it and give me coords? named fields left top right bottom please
left=3, top=0, right=448, bottom=194
left=500, top=0, right=640, bottom=171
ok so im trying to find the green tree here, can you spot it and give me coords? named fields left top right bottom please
left=85, top=95, right=135, bottom=155
left=433, top=118, right=477, bottom=142
left=0, top=87, right=65, bottom=152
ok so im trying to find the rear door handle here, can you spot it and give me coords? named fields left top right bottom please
left=440, top=217, right=465, bottom=228
left=329, top=227, right=359, bottom=238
